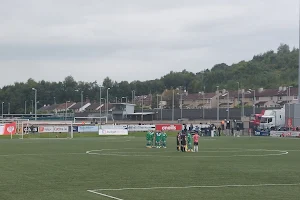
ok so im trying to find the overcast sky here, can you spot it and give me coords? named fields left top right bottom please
left=0, top=0, right=298, bottom=86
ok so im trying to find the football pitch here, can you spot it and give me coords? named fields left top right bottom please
left=0, top=134, right=299, bottom=200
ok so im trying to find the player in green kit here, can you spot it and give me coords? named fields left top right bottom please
left=161, top=132, right=167, bottom=148
left=149, top=130, right=155, bottom=147
left=146, top=131, right=151, bottom=148
left=187, top=131, right=193, bottom=152
left=155, top=132, right=162, bottom=148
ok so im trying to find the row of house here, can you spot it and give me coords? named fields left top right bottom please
left=39, top=86, right=298, bottom=113
left=181, top=86, right=298, bottom=109
left=133, top=86, right=298, bottom=109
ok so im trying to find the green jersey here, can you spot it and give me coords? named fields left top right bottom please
left=187, top=133, right=192, bottom=143
left=155, top=132, right=161, bottom=141
left=150, top=132, right=154, bottom=140
left=146, top=132, right=151, bottom=140
left=161, top=132, right=167, bottom=141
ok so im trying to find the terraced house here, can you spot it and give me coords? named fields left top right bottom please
left=182, top=86, right=298, bottom=109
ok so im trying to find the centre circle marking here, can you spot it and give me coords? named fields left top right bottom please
left=86, top=148, right=288, bottom=158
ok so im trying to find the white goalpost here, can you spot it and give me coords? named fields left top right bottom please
left=20, top=121, right=74, bottom=139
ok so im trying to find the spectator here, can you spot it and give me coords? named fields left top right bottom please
left=218, top=127, right=221, bottom=136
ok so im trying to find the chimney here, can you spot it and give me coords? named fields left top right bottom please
left=278, top=86, right=282, bottom=91
left=85, top=97, right=90, bottom=103
left=283, top=86, right=287, bottom=91
left=258, top=88, right=264, bottom=93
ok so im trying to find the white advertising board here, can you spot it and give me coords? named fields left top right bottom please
left=127, top=125, right=155, bottom=132
left=38, top=126, right=68, bottom=133
left=100, top=125, right=127, bottom=129
left=270, top=131, right=300, bottom=137
left=99, top=129, right=128, bottom=135
left=0, top=124, right=4, bottom=135
left=78, top=126, right=98, bottom=132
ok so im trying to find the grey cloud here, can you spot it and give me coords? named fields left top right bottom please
left=0, top=0, right=298, bottom=87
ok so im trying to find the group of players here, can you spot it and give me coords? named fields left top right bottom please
left=146, top=129, right=199, bottom=152
left=177, top=130, right=199, bottom=152
left=146, top=131, right=167, bottom=148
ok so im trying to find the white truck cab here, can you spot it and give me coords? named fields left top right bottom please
left=260, top=108, right=285, bottom=130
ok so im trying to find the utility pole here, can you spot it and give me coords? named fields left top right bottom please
left=241, top=89, right=245, bottom=117
left=216, top=86, right=219, bottom=121
left=227, top=91, right=230, bottom=120
left=106, top=88, right=110, bottom=119
left=172, top=89, right=175, bottom=122
left=81, top=91, right=83, bottom=110
left=32, top=88, right=37, bottom=120
left=202, top=86, right=205, bottom=119
left=99, top=85, right=103, bottom=123
left=180, top=93, right=183, bottom=119
left=1, top=102, right=3, bottom=118
left=141, top=96, right=144, bottom=121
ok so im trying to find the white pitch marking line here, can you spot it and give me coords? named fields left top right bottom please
left=87, top=190, right=123, bottom=200
left=0, top=152, right=85, bottom=157
left=86, top=149, right=289, bottom=158
left=91, top=183, right=300, bottom=192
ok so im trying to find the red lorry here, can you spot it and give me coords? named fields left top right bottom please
left=249, top=110, right=265, bottom=129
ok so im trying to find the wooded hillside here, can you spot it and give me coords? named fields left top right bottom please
left=0, top=44, right=298, bottom=113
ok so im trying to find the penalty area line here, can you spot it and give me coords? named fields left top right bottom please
left=87, top=190, right=123, bottom=200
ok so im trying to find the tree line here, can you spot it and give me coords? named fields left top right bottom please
left=0, top=44, right=298, bottom=114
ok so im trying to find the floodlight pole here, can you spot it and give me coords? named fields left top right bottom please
left=227, top=92, right=230, bottom=120
left=141, top=96, right=144, bottom=121
left=1, top=102, right=4, bottom=118
left=106, top=88, right=110, bottom=119
left=99, top=85, right=103, bottom=123
left=253, top=90, right=256, bottom=115
left=172, top=89, right=175, bottom=122
left=32, top=88, right=37, bottom=120
left=24, top=101, right=27, bottom=114
left=299, top=12, right=300, bottom=102
left=216, top=86, right=219, bottom=121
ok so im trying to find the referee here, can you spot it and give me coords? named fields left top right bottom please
left=176, top=132, right=181, bottom=151
left=180, top=131, right=187, bottom=152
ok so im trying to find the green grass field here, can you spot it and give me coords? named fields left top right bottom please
left=0, top=133, right=299, bottom=200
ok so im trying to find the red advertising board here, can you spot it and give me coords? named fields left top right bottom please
left=3, top=122, right=16, bottom=135
left=155, top=124, right=182, bottom=131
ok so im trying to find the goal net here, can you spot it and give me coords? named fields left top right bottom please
left=21, top=121, right=74, bottom=139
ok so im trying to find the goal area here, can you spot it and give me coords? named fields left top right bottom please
left=20, top=121, right=74, bottom=139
